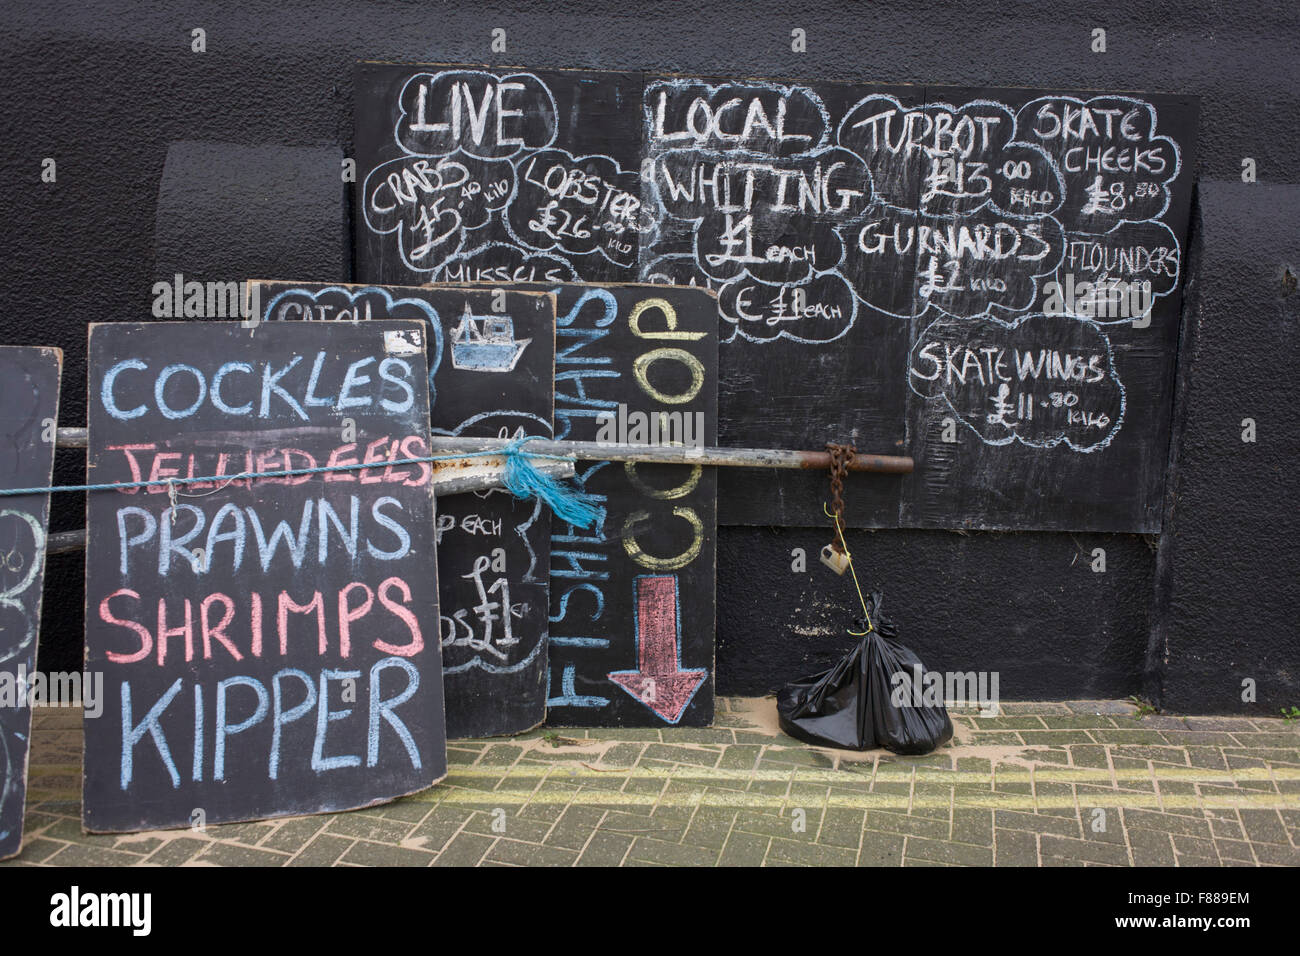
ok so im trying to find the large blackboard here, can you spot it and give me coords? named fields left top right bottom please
left=252, top=281, right=556, bottom=738
left=354, top=64, right=1197, bottom=533
left=0, top=347, right=60, bottom=860
left=83, top=321, right=445, bottom=831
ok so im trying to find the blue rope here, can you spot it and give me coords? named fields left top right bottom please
left=501, top=437, right=601, bottom=529
left=0, top=441, right=600, bottom=529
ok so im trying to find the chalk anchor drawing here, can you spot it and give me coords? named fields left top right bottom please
left=450, top=303, right=531, bottom=372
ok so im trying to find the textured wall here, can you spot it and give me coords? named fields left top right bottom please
left=3, top=1, right=1296, bottom=711
left=1148, top=181, right=1299, bottom=713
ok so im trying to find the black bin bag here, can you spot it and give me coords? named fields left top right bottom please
left=777, top=592, right=953, bottom=755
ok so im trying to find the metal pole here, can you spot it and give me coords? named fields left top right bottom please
left=427, top=436, right=913, bottom=474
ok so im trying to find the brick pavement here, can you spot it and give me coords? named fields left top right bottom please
left=5, top=697, right=1299, bottom=866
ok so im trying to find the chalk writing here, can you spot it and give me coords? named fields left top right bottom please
left=83, top=322, right=445, bottom=832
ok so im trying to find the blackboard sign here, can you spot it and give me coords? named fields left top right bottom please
left=83, top=321, right=445, bottom=831
left=251, top=281, right=556, bottom=738
left=354, top=64, right=1197, bottom=533
left=0, top=347, right=61, bottom=860
left=443, top=283, right=719, bottom=727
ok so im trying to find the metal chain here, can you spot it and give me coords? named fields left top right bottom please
left=826, top=442, right=856, bottom=554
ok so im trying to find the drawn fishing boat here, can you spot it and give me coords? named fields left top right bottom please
left=450, top=303, right=531, bottom=372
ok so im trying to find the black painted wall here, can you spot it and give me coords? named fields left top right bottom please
left=4, top=0, right=1296, bottom=713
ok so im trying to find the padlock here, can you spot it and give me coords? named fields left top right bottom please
left=819, top=543, right=850, bottom=575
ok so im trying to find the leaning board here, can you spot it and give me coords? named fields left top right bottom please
left=353, top=64, right=1197, bottom=532
left=251, top=281, right=556, bottom=738
left=83, top=321, right=446, bottom=831
left=0, top=347, right=61, bottom=860
left=441, top=283, right=720, bottom=728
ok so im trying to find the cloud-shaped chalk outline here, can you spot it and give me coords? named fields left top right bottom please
left=1015, top=94, right=1182, bottom=228
left=503, top=148, right=655, bottom=268
left=836, top=204, right=1067, bottom=321
left=262, top=285, right=444, bottom=407
left=364, top=152, right=516, bottom=241
left=392, top=70, right=559, bottom=161
left=1051, top=219, right=1182, bottom=326
left=360, top=156, right=472, bottom=274
left=909, top=310, right=1126, bottom=453
left=643, top=78, right=833, bottom=158
left=717, top=271, right=860, bottom=346
left=646, top=145, right=873, bottom=287
left=836, top=94, right=1067, bottom=222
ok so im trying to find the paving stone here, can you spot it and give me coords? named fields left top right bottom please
left=948, top=809, right=992, bottom=846
left=46, top=843, right=154, bottom=867
left=993, top=828, right=1038, bottom=865
left=994, top=809, right=1080, bottom=837
left=1121, top=808, right=1212, bottom=838
left=197, top=842, right=290, bottom=867
left=582, top=728, right=662, bottom=742
left=485, top=839, right=579, bottom=867
left=767, top=836, right=855, bottom=867
left=465, top=811, right=550, bottom=843
left=1127, top=828, right=1175, bottom=865
left=286, top=834, right=353, bottom=867
left=1238, top=809, right=1290, bottom=845
left=342, top=840, right=437, bottom=867
left=1090, top=729, right=1170, bottom=745
left=1020, top=731, right=1096, bottom=745
left=669, top=728, right=737, bottom=745
left=718, top=830, right=770, bottom=867
left=575, top=830, right=633, bottom=866
left=760, top=748, right=835, bottom=769
left=262, top=817, right=330, bottom=852
left=111, top=836, right=165, bottom=856
left=1213, top=838, right=1256, bottom=862
left=1231, top=732, right=1300, bottom=748
left=1251, top=842, right=1300, bottom=865
left=967, top=732, right=1025, bottom=745
left=1183, top=716, right=1258, bottom=731
left=627, top=836, right=721, bottom=867
left=601, top=742, right=646, bottom=766
left=479, top=744, right=525, bottom=766
left=1046, top=715, right=1119, bottom=729
left=641, top=744, right=723, bottom=768
left=432, top=832, right=496, bottom=867
left=856, top=829, right=905, bottom=866
left=1208, top=816, right=1246, bottom=841
left=717, top=744, right=763, bottom=770
left=1039, top=834, right=1131, bottom=866
left=325, top=813, right=415, bottom=844
left=974, top=717, right=1047, bottom=729
left=6, top=838, right=69, bottom=863
left=1067, top=700, right=1136, bottom=716
left=863, top=810, right=949, bottom=840
left=817, top=807, right=866, bottom=850
left=905, top=835, right=993, bottom=866
left=1160, top=731, right=1241, bottom=747
left=683, top=807, right=738, bottom=850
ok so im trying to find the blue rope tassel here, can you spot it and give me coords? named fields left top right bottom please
left=501, top=438, right=600, bottom=529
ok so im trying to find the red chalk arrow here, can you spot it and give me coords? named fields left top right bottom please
left=607, top=575, right=707, bottom=724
